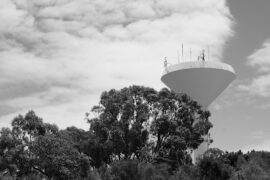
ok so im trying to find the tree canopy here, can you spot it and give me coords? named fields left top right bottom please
left=86, top=85, right=212, bottom=168
left=0, top=110, right=89, bottom=179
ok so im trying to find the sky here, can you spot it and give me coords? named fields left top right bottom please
left=0, top=0, right=270, bottom=152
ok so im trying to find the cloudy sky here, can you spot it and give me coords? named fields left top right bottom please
left=1, top=0, right=270, bottom=152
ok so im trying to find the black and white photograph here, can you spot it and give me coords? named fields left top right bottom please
left=0, top=0, right=270, bottom=179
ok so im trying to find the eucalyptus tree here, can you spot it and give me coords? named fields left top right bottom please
left=87, top=85, right=212, bottom=168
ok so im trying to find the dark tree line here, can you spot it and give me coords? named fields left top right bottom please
left=0, top=85, right=268, bottom=180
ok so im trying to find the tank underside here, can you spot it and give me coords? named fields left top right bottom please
left=161, top=61, right=236, bottom=107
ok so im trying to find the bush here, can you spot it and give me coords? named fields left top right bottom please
left=169, top=165, right=199, bottom=180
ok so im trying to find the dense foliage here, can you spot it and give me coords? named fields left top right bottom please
left=0, top=85, right=268, bottom=179
left=86, top=86, right=212, bottom=168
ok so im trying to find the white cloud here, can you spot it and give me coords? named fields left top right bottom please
left=0, top=0, right=234, bottom=129
left=248, top=41, right=270, bottom=73
left=239, top=40, right=270, bottom=97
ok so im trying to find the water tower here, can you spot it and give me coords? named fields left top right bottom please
left=161, top=51, right=236, bottom=163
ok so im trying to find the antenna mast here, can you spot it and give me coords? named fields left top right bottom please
left=182, top=43, right=184, bottom=62
left=177, top=50, right=180, bottom=63
left=202, top=49, right=205, bottom=61
left=208, top=46, right=210, bottom=61
left=190, top=48, right=192, bottom=61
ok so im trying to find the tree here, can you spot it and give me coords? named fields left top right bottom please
left=232, top=151, right=270, bottom=179
left=169, top=165, right=200, bottom=180
left=222, top=150, right=247, bottom=170
left=86, top=86, right=155, bottom=167
left=0, top=111, right=91, bottom=179
left=29, top=134, right=90, bottom=179
left=7, top=111, right=51, bottom=177
left=59, top=126, right=89, bottom=153
left=11, top=110, right=45, bottom=143
left=0, top=128, right=18, bottom=177
left=197, top=149, right=234, bottom=180
left=102, top=160, right=170, bottom=180
left=150, top=88, right=212, bottom=168
left=87, top=85, right=212, bottom=168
